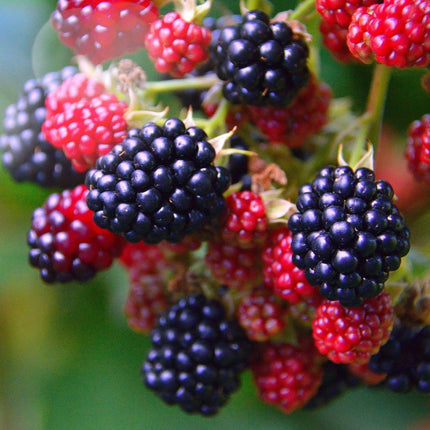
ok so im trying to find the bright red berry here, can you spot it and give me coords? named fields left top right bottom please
left=237, top=286, right=288, bottom=341
left=316, top=0, right=381, bottom=27
left=319, top=20, right=357, bottom=63
left=28, top=184, right=125, bottom=283
left=51, top=0, right=159, bottom=65
left=262, top=227, right=317, bottom=304
left=221, top=191, right=268, bottom=249
left=248, top=76, right=332, bottom=148
left=347, top=0, right=430, bottom=68
left=405, top=114, right=430, bottom=185
left=120, top=241, right=167, bottom=271
left=251, top=339, right=323, bottom=413
left=312, top=291, right=394, bottom=365
left=205, top=240, right=262, bottom=291
left=42, top=74, right=128, bottom=172
left=145, top=12, right=212, bottom=78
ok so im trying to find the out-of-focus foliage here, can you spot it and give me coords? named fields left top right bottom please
left=0, top=1, right=429, bottom=429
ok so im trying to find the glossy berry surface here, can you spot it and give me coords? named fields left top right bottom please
left=347, top=0, right=430, bottom=68
left=251, top=339, right=323, bottom=413
left=288, top=166, right=410, bottom=307
left=85, top=118, right=230, bottom=244
left=221, top=190, right=268, bottom=249
left=142, top=294, right=253, bottom=415
left=369, top=324, right=430, bottom=393
left=42, top=73, right=128, bottom=172
left=248, top=75, right=332, bottom=147
left=262, top=227, right=317, bottom=304
left=405, top=114, right=430, bottom=185
left=312, top=291, right=394, bottom=364
left=214, top=10, right=310, bottom=107
left=27, top=184, right=125, bottom=283
left=51, top=0, right=159, bottom=64
left=0, top=66, right=85, bottom=187
left=145, top=12, right=212, bottom=78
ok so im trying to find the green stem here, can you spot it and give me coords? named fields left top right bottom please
left=144, top=74, right=220, bottom=96
left=349, top=63, right=392, bottom=166
left=204, top=98, right=231, bottom=137
left=289, top=0, right=316, bottom=20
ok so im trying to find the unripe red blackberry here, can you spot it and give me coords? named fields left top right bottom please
left=405, top=114, right=430, bottom=185
left=262, top=226, right=317, bottom=304
left=347, top=0, right=430, bottom=68
left=288, top=166, right=410, bottom=307
left=236, top=286, right=287, bottom=341
left=248, top=75, right=332, bottom=147
left=214, top=10, right=310, bottom=107
left=221, top=190, right=268, bottom=249
left=205, top=240, right=262, bottom=291
left=0, top=67, right=85, bottom=188
left=312, top=291, right=394, bottom=364
left=42, top=73, right=129, bottom=172
left=51, top=0, right=159, bottom=65
left=85, top=118, right=231, bottom=244
left=251, top=338, right=323, bottom=413
left=27, top=184, right=125, bottom=283
left=142, top=294, right=254, bottom=415
left=145, top=12, right=212, bottom=78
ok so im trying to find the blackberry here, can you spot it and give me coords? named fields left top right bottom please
left=0, top=67, right=86, bottom=188
left=305, top=361, right=360, bottom=409
left=171, top=15, right=242, bottom=111
left=85, top=118, right=231, bottom=244
left=369, top=324, right=430, bottom=393
left=288, top=166, right=410, bottom=307
left=27, top=185, right=125, bottom=284
left=141, top=294, right=253, bottom=415
left=226, top=134, right=250, bottom=184
left=213, top=10, right=310, bottom=107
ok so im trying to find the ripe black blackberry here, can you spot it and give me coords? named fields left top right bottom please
left=288, top=166, right=410, bottom=307
left=369, top=324, right=430, bottom=393
left=171, top=15, right=242, bottom=111
left=305, top=361, right=360, bottom=409
left=227, top=134, right=250, bottom=185
left=141, top=293, right=254, bottom=415
left=0, top=67, right=86, bottom=188
left=213, top=10, right=310, bottom=107
left=85, top=118, right=231, bottom=244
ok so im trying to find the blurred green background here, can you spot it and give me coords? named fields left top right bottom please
left=0, top=1, right=429, bottom=429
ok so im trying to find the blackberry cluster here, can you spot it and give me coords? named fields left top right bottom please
left=85, top=118, right=230, bottom=244
left=0, top=67, right=86, bottom=188
left=214, top=10, right=310, bottom=107
left=142, top=294, right=253, bottom=415
left=369, top=324, right=430, bottom=393
left=305, top=362, right=360, bottom=409
left=226, top=134, right=250, bottom=185
left=288, top=166, right=410, bottom=307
